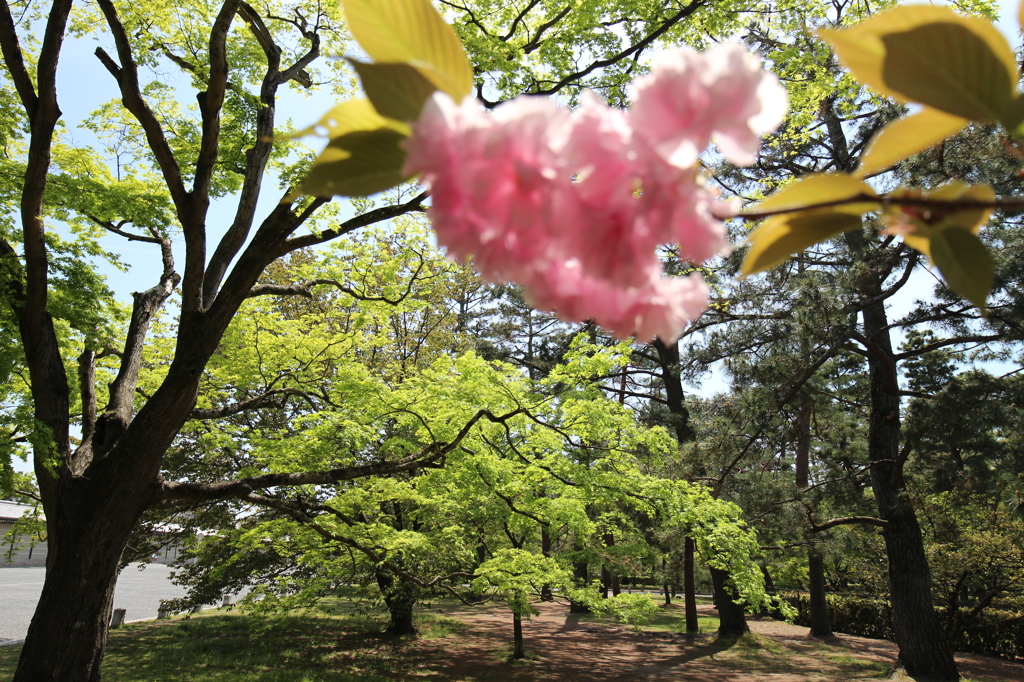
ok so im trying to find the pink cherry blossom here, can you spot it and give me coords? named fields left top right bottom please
left=629, top=44, right=787, bottom=167
left=403, top=46, right=785, bottom=342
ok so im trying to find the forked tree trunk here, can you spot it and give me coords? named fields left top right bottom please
left=683, top=538, right=698, bottom=632
left=861, top=293, right=958, bottom=681
left=710, top=567, right=749, bottom=638
left=807, top=549, right=832, bottom=638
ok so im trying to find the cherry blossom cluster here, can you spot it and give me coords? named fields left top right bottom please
left=404, top=44, right=787, bottom=342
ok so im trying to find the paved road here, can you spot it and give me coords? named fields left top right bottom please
left=0, top=563, right=188, bottom=644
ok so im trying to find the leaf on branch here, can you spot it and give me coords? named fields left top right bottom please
left=286, top=97, right=410, bottom=140
left=348, top=59, right=438, bottom=122
left=293, top=99, right=410, bottom=198
left=882, top=182, right=995, bottom=309
left=856, top=107, right=968, bottom=177
left=817, top=5, right=1018, bottom=124
left=930, top=228, right=994, bottom=311
left=741, top=174, right=879, bottom=276
left=341, top=0, right=473, bottom=100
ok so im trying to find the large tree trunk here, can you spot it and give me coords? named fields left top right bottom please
left=375, top=568, right=418, bottom=637
left=807, top=549, right=832, bottom=638
left=683, top=538, right=699, bottom=632
left=862, top=295, right=958, bottom=680
left=710, top=567, right=749, bottom=638
left=13, top=461, right=161, bottom=682
left=15, top=515, right=125, bottom=680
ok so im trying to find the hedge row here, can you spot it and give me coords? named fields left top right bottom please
left=779, top=592, right=1024, bottom=660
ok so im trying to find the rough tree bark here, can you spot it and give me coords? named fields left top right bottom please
left=1, top=2, right=423, bottom=678
left=860, top=270, right=959, bottom=681
left=795, top=391, right=832, bottom=637
left=650, top=337, right=702, bottom=631
left=376, top=568, right=418, bottom=637
left=710, top=567, right=750, bottom=637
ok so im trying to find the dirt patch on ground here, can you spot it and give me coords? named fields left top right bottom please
left=389, top=602, right=1024, bottom=681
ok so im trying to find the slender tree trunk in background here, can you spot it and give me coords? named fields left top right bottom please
left=603, top=532, right=620, bottom=597
left=570, top=551, right=590, bottom=613
left=684, top=537, right=699, bottom=632
left=861, top=291, right=958, bottom=681
left=512, top=612, right=525, bottom=659
left=794, top=391, right=831, bottom=637
left=710, top=567, right=749, bottom=637
left=651, top=338, right=701, bottom=624
left=540, top=526, right=553, bottom=601
left=601, top=564, right=612, bottom=598
left=807, top=550, right=833, bottom=637
left=759, top=564, right=776, bottom=616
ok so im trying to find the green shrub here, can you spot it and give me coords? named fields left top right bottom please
left=780, top=592, right=1024, bottom=659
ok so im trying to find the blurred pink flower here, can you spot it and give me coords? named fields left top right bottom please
left=629, top=44, right=787, bottom=167
left=403, top=46, right=784, bottom=342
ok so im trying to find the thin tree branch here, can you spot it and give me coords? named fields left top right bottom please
left=279, top=193, right=427, bottom=255
left=155, top=408, right=525, bottom=503
left=809, top=514, right=894, bottom=533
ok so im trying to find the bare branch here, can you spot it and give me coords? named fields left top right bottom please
left=86, top=215, right=163, bottom=244
left=78, top=347, right=97, bottom=447
left=0, top=0, right=37, bottom=114
left=193, top=0, right=240, bottom=212
left=203, top=1, right=321, bottom=306
left=280, top=193, right=427, bottom=254
left=809, top=515, right=894, bottom=533
left=1, top=0, right=76, bottom=479
left=736, top=191, right=1024, bottom=221
left=190, top=387, right=315, bottom=419
left=508, top=0, right=706, bottom=102
left=246, top=256, right=427, bottom=305
left=94, top=0, right=189, bottom=218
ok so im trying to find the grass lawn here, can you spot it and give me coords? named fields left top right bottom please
left=0, top=594, right=1013, bottom=681
left=0, top=604, right=464, bottom=682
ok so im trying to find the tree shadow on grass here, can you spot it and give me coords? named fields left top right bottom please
left=658, top=635, right=740, bottom=665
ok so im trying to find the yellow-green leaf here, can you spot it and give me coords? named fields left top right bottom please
left=744, top=173, right=878, bottom=215
left=294, top=99, right=410, bottom=198
left=930, top=181, right=994, bottom=234
left=856, top=107, right=968, bottom=177
left=300, top=127, right=408, bottom=197
left=742, top=174, right=880, bottom=276
left=348, top=59, right=438, bottom=122
left=341, top=0, right=473, bottom=100
left=929, top=227, right=994, bottom=310
left=286, top=98, right=410, bottom=140
left=742, top=211, right=864, bottom=276
left=882, top=182, right=994, bottom=260
left=817, top=5, right=1018, bottom=123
